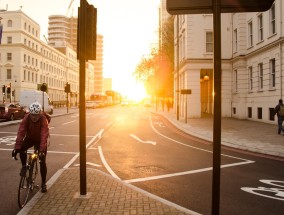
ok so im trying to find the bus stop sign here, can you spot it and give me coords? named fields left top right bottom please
left=166, top=0, right=275, bottom=15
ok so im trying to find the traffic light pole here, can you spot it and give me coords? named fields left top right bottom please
left=78, top=0, right=87, bottom=196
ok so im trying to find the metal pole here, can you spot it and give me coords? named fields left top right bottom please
left=42, top=90, right=45, bottom=112
left=9, top=83, right=11, bottom=103
left=185, top=95, right=187, bottom=123
left=79, top=0, right=87, bottom=195
left=176, top=15, right=180, bottom=120
left=212, top=0, right=222, bottom=214
left=66, top=92, right=69, bottom=113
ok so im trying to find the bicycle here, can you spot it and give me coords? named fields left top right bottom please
left=17, top=149, right=39, bottom=208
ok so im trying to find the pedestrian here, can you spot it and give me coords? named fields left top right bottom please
left=274, top=99, right=284, bottom=135
left=12, top=102, right=50, bottom=193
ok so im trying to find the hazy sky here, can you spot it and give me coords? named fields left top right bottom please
left=1, top=0, right=160, bottom=98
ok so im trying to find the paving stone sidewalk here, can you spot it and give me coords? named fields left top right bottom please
left=18, top=168, right=197, bottom=215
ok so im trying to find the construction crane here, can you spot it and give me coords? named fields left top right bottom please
left=66, top=0, right=75, bottom=17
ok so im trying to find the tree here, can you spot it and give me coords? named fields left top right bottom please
left=133, top=16, right=174, bottom=98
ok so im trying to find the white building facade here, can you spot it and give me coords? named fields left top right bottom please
left=0, top=10, right=79, bottom=106
left=172, top=1, right=283, bottom=124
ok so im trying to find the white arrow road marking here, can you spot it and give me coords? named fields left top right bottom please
left=73, top=162, right=101, bottom=167
left=130, top=134, right=156, bottom=146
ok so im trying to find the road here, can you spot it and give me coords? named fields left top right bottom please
left=0, top=105, right=283, bottom=215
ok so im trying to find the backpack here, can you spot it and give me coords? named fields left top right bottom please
left=43, top=112, right=51, bottom=124
left=279, top=105, right=284, bottom=117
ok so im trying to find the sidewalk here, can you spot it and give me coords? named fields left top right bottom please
left=16, top=106, right=284, bottom=215
left=156, top=108, right=284, bottom=159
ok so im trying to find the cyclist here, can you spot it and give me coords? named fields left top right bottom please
left=12, top=102, right=49, bottom=193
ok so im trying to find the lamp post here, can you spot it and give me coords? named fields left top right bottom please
left=176, top=15, right=180, bottom=120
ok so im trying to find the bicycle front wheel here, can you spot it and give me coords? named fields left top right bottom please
left=18, top=175, right=31, bottom=208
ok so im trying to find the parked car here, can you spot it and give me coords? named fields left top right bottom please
left=86, top=100, right=96, bottom=109
left=0, top=103, right=27, bottom=121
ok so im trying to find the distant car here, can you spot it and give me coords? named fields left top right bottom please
left=86, top=101, right=96, bottom=109
left=0, top=103, right=27, bottom=121
left=121, top=100, right=129, bottom=106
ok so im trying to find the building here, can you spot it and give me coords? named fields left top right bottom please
left=102, top=78, right=112, bottom=93
left=48, top=15, right=104, bottom=95
left=168, top=0, right=283, bottom=124
left=0, top=9, right=79, bottom=106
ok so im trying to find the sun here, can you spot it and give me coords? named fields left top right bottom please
left=113, top=79, right=147, bottom=102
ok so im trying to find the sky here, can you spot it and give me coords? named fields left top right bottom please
left=1, top=0, right=160, bottom=100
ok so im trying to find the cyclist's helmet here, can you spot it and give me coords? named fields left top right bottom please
left=29, top=102, right=42, bottom=114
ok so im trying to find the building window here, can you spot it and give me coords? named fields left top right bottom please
left=269, top=58, right=276, bottom=89
left=233, top=107, right=236, bottom=114
left=270, top=3, right=276, bottom=35
left=206, top=31, right=213, bottom=53
left=257, top=107, right=262, bottom=119
left=24, top=54, right=26, bottom=63
left=258, top=14, right=263, bottom=42
left=7, top=53, right=12, bottom=61
left=24, top=70, right=26, bottom=81
left=28, top=71, right=30, bottom=82
left=248, top=107, right=252, bottom=118
left=233, top=69, right=238, bottom=92
left=6, top=69, right=12, bottom=79
left=7, top=20, right=12, bottom=27
left=248, top=66, right=253, bottom=92
left=258, top=63, right=263, bottom=90
left=233, top=29, right=237, bottom=52
left=7, top=36, right=12, bottom=44
left=248, top=21, right=253, bottom=47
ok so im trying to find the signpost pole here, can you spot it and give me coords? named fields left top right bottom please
left=212, top=0, right=222, bottom=214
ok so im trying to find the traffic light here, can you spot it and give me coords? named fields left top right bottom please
left=7, top=87, right=11, bottom=94
left=2, top=85, right=5, bottom=94
left=40, top=83, right=48, bottom=92
left=64, top=83, right=70, bottom=93
left=86, top=4, right=97, bottom=60
left=77, top=0, right=97, bottom=60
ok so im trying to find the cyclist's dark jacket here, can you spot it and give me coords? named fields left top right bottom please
left=15, top=113, right=49, bottom=152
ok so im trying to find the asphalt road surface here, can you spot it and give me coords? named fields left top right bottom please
left=0, top=106, right=283, bottom=215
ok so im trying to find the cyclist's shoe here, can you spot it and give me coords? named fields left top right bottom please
left=20, top=166, right=27, bottom=177
left=41, top=184, right=47, bottom=193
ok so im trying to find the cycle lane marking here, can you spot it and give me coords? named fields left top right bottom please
left=241, top=179, right=284, bottom=201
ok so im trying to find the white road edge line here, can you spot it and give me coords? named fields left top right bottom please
left=149, top=114, right=254, bottom=163
left=62, top=120, right=76, bottom=125
left=124, top=160, right=255, bottom=183
left=98, top=146, right=120, bottom=180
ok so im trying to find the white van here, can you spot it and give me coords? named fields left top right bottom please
left=20, top=90, right=54, bottom=114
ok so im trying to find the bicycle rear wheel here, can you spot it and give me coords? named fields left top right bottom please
left=18, top=175, right=30, bottom=208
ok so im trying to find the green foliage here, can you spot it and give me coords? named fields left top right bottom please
left=133, top=16, right=174, bottom=97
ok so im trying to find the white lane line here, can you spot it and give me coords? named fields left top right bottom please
left=130, top=134, right=156, bottom=145
left=98, top=146, right=120, bottom=180
left=73, top=162, right=101, bottom=167
left=63, top=131, right=101, bottom=169
left=62, top=120, right=76, bottom=125
left=124, top=160, right=255, bottom=184
left=106, top=122, right=112, bottom=127
left=149, top=114, right=254, bottom=162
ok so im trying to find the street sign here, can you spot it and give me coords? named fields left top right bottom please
left=166, top=0, right=275, bottom=15
left=180, top=89, right=192, bottom=94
